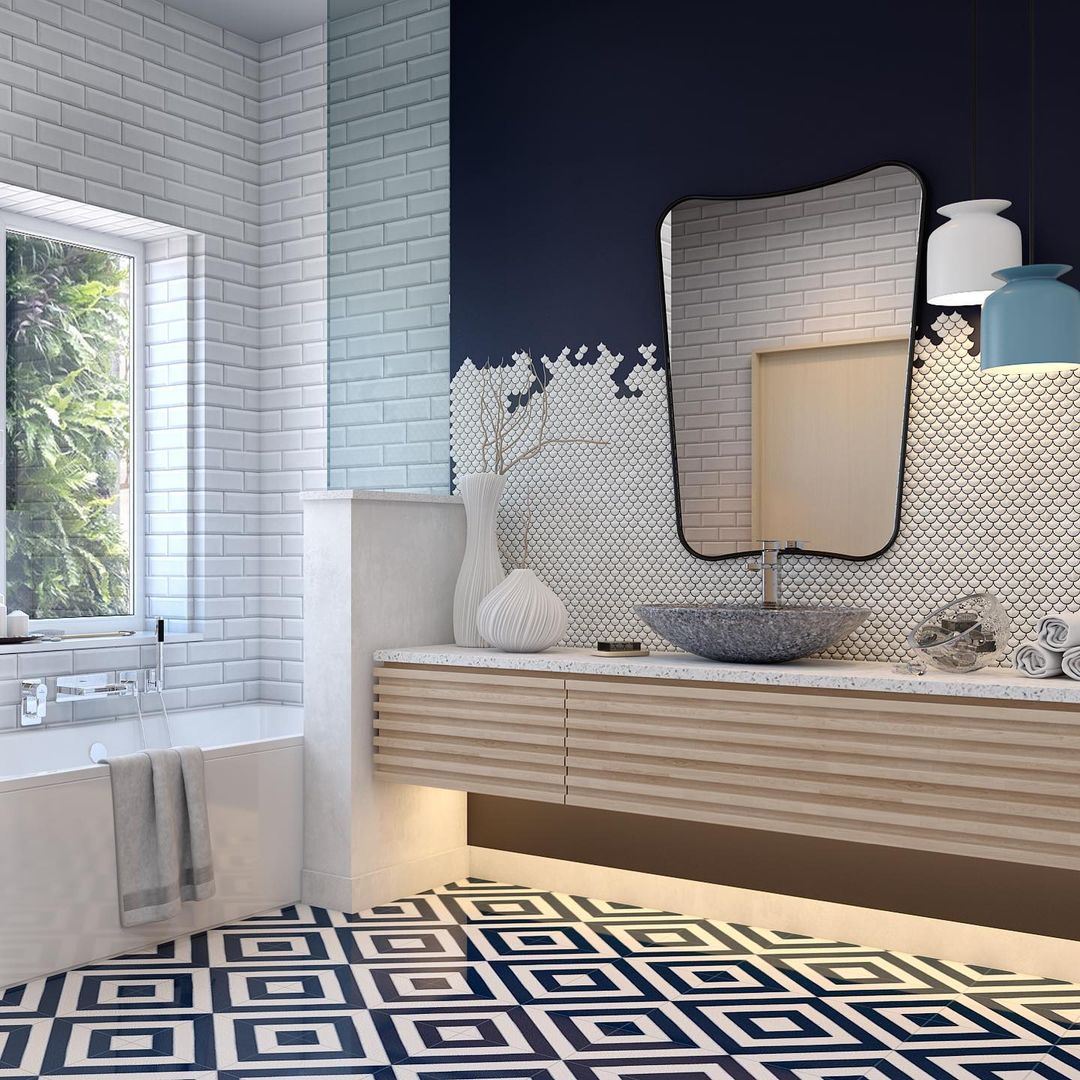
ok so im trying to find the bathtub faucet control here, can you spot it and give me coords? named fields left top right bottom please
left=146, top=617, right=166, bottom=694
left=20, top=678, right=47, bottom=727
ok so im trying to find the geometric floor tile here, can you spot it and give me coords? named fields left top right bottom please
left=54, top=970, right=213, bottom=1016
left=631, top=956, right=806, bottom=1002
left=40, top=1012, right=215, bottom=1075
left=374, top=1006, right=554, bottom=1066
left=213, top=1009, right=388, bottom=1070
left=2, top=879, right=1074, bottom=1080
left=339, top=926, right=469, bottom=966
left=766, top=953, right=953, bottom=997
left=492, top=958, right=666, bottom=1006
left=209, top=966, right=364, bottom=1013
left=0, top=1018, right=50, bottom=1077
left=466, top=923, right=622, bottom=963
left=353, top=962, right=520, bottom=1008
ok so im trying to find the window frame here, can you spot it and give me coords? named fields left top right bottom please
left=0, top=210, right=145, bottom=632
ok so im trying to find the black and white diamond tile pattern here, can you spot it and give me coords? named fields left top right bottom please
left=450, top=315, right=1080, bottom=663
left=3, top=879, right=1078, bottom=1078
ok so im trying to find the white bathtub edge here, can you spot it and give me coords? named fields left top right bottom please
left=0, top=733, right=304, bottom=796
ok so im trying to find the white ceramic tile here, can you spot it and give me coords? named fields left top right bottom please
left=0, top=4, right=338, bottom=705
left=449, top=316, right=1080, bottom=666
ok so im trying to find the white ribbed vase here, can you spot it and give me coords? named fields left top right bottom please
left=453, top=472, right=507, bottom=647
left=477, top=568, right=568, bottom=653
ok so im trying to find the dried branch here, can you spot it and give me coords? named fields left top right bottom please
left=478, top=360, right=492, bottom=473
left=499, top=379, right=546, bottom=463
left=504, top=436, right=610, bottom=472
left=472, top=352, right=609, bottom=476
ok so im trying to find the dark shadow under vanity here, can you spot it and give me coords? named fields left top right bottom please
left=469, top=794, right=1080, bottom=941
left=374, top=646, right=1080, bottom=942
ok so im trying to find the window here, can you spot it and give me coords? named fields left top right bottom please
left=1, top=212, right=142, bottom=629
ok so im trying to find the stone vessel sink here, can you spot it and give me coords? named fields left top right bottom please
left=636, top=604, right=870, bottom=664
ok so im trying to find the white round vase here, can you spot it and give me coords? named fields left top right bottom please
left=477, top=568, right=568, bottom=653
left=453, top=472, right=507, bottom=647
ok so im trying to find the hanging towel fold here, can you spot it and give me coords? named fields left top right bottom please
left=1062, top=646, right=1080, bottom=681
left=1036, top=613, right=1080, bottom=652
left=106, top=747, right=215, bottom=928
left=1013, top=641, right=1064, bottom=679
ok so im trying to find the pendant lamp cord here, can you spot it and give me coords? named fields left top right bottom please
left=1029, top=0, right=1036, bottom=262
left=971, top=0, right=978, bottom=198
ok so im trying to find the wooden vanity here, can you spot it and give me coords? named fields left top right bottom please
left=373, top=647, right=1080, bottom=873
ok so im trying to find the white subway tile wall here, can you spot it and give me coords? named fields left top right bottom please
left=0, top=0, right=337, bottom=714
left=144, top=231, right=200, bottom=630
left=667, top=166, right=920, bottom=555
left=255, top=26, right=328, bottom=704
left=326, top=0, right=450, bottom=491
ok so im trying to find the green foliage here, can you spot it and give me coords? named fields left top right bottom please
left=5, top=232, right=132, bottom=619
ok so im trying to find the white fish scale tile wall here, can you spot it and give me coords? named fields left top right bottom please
left=451, top=313, right=1080, bottom=664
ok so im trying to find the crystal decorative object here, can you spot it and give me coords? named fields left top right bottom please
left=906, top=592, right=1011, bottom=673
left=892, top=658, right=927, bottom=676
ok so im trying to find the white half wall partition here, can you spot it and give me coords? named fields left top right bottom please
left=301, top=491, right=468, bottom=913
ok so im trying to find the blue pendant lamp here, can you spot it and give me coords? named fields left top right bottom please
left=982, top=265, right=1080, bottom=373
left=981, top=1, right=1080, bottom=374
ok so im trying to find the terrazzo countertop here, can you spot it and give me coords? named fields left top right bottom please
left=373, top=645, right=1080, bottom=704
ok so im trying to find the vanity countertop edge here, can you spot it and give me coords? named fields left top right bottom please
left=372, top=645, right=1080, bottom=704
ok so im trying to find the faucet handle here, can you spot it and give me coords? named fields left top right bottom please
left=20, top=678, right=46, bottom=727
left=745, top=559, right=762, bottom=573
left=756, top=539, right=804, bottom=552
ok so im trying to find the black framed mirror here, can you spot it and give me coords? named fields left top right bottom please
left=659, top=161, right=927, bottom=561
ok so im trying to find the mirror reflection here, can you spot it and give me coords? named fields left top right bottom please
left=661, top=163, right=924, bottom=559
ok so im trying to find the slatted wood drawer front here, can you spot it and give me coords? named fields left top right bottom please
left=565, top=677, right=1080, bottom=871
left=374, top=665, right=567, bottom=802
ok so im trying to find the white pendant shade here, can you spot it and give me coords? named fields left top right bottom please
left=926, top=199, right=1023, bottom=306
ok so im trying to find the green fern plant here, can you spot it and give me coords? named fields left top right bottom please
left=5, top=232, right=132, bottom=619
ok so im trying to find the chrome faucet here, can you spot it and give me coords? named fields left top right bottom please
left=746, top=539, right=803, bottom=607
left=16, top=620, right=169, bottom=729
left=20, top=679, right=47, bottom=726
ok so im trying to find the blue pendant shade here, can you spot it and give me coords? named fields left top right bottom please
left=981, top=264, right=1080, bottom=374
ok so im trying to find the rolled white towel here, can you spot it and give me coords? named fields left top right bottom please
left=1037, top=613, right=1080, bottom=652
left=1062, top=646, right=1080, bottom=681
left=1013, top=641, right=1064, bottom=678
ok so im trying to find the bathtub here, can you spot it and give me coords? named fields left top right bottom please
left=0, top=704, right=303, bottom=989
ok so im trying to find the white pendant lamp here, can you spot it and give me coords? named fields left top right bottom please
left=926, top=199, right=1023, bottom=306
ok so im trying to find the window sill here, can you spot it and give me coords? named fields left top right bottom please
left=0, top=631, right=202, bottom=657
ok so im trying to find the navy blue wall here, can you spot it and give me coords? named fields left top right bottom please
left=449, top=0, right=1077, bottom=370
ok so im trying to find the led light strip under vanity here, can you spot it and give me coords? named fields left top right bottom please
left=371, top=646, right=1080, bottom=874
